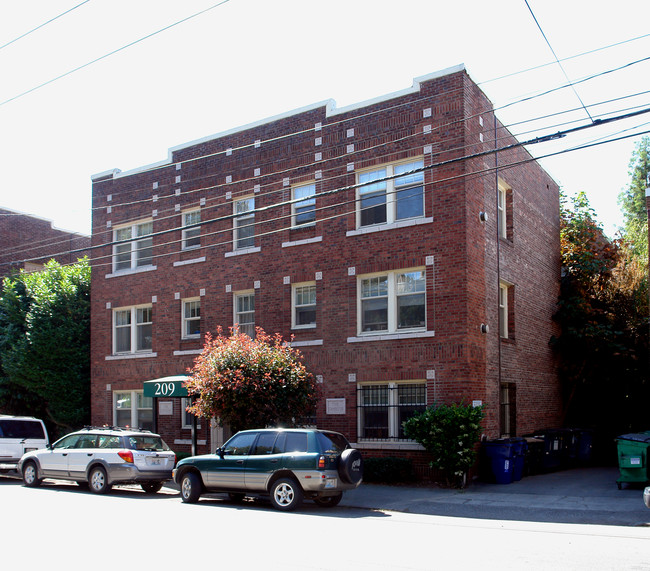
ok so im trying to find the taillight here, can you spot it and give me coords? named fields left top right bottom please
left=118, top=450, right=134, bottom=463
left=318, top=455, right=326, bottom=469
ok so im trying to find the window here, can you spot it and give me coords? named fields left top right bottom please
left=234, top=197, right=255, bottom=249
left=292, top=183, right=316, bottom=226
left=114, top=391, right=153, bottom=430
left=500, top=383, right=517, bottom=437
left=358, top=269, right=426, bottom=334
left=182, top=299, right=201, bottom=339
left=113, top=220, right=154, bottom=272
left=357, top=382, right=426, bottom=440
left=357, top=160, right=424, bottom=228
left=234, top=292, right=255, bottom=338
left=113, top=305, right=152, bottom=354
left=182, top=210, right=201, bottom=250
left=499, top=281, right=514, bottom=340
left=497, top=178, right=512, bottom=240
left=292, top=283, right=316, bottom=328
left=181, top=398, right=201, bottom=429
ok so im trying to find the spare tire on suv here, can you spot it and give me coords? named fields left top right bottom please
left=338, top=448, right=363, bottom=484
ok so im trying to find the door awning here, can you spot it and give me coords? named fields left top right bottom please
left=143, top=376, right=189, bottom=398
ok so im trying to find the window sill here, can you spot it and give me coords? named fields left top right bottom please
left=352, top=441, right=425, bottom=451
left=346, top=217, right=433, bottom=237
left=173, top=256, right=206, bottom=267
left=106, top=265, right=157, bottom=279
left=225, top=246, right=260, bottom=257
left=173, top=349, right=203, bottom=356
left=105, top=352, right=157, bottom=360
left=288, top=339, right=323, bottom=347
left=347, top=330, right=434, bottom=343
left=282, top=235, right=323, bottom=248
left=174, top=439, right=207, bottom=446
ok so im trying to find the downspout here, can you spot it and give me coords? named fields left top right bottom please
left=494, top=113, right=502, bottom=434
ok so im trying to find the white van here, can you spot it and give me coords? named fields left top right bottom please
left=0, top=415, right=50, bottom=475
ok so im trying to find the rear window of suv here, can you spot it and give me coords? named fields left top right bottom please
left=0, top=419, right=45, bottom=439
left=126, top=436, right=170, bottom=451
left=316, top=431, right=350, bottom=454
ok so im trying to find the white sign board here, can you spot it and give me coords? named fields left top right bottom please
left=326, top=398, right=346, bottom=415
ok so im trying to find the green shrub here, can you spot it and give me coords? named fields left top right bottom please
left=403, top=402, right=484, bottom=487
left=363, top=457, right=415, bottom=484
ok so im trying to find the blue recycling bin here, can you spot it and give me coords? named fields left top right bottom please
left=510, top=438, right=527, bottom=481
left=482, top=440, right=514, bottom=484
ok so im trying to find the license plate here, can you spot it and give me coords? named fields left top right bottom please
left=147, top=458, right=162, bottom=466
left=325, top=478, right=337, bottom=489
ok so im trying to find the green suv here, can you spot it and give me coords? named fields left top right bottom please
left=173, top=428, right=363, bottom=511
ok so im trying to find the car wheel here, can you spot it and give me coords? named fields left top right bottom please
left=270, top=477, right=303, bottom=511
left=338, top=448, right=363, bottom=485
left=141, top=482, right=163, bottom=494
left=228, top=492, right=245, bottom=503
left=22, top=461, right=41, bottom=488
left=88, top=466, right=111, bottom=495
left=313, top=492, right=343, bottom=508
left=180, top=472, right=201, bottom=503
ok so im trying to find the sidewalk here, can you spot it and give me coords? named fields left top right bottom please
left=340, top=467, right=650, bottom=526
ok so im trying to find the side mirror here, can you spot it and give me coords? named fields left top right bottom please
left=215, top=447, right=224, bottom=458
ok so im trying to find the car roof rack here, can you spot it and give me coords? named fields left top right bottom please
left=80, top=425, right=153, bottom=433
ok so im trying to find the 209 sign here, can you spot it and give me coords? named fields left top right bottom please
left=143, top=378, right=188, bottom=398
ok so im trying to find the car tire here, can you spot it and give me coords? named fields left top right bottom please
left=141, top=482, right=164, bottom=494
left=313, top=492, right=343, bottom=508
left=180, top=472, right=201, bottom=503
left=338, top=448, right=363, bottom=485
left=270, top=477, right=303, bottom=511
left=22, top=461, right=41, bottom=488
left=88, top=466, right=111, bottom=495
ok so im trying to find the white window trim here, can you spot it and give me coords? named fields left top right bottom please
left=182, top=209, right=201, bottom=250
left=113, top=390, right=152, bottom=429
left=497, top=178, right=510, bottom=239
left=357, top=381, right=427, bottom=442
left=356, top=159, right=425, bottom=229
left=499, top=280, right=512, bottom=339
left=292, top=281, right=317, bottom=330
left=112, top=219, right=155, bottom=273
left=291, top=182, right=316, bottom=227
left=181, top=297, right=201, bottom=340
left=233, top=196, right=255, bottom=251
left=181, top=397, right=201, bottom=430
left=234, top=290, right=255, bottom=337
left=356, top=268, right=427, bottom=337
left=112, top=304, right=153, bottom=355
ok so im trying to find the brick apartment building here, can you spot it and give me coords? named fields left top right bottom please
left=90, top=65, right=562, bottom=466
left=0, top=207, right=90, bottom=278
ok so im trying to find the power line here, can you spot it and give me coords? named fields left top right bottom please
left=0, top=0, right=91, bottom=51
left=0, top=0, right=232, bottom=107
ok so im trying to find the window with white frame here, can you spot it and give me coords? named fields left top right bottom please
left=357, top=382, right=426, bottom=440
left=182, top=298, right=201, bottom=339
left=292, top=283, right=316, bottom=328
left=181, top=398, right=201, bottom=429
left=499, top=281, right=514, bottom=340
left=234, top=197, right=255, bottom=249
left=234, top=292, right=255, bottom=338
left=114, top=391, right=153, bottom=430
left=497, top=178, right=512, bottom=240
left=113, top=305, right=153, bottom=354
left=113, top=220, right=154, bottom=272
left=357, top=160, right=424, bottom=228
left=182, top=209, right=201, bottom=250
left=292, top=183, right=316, bottom=226
left=358, top=269, right=426, bottom=334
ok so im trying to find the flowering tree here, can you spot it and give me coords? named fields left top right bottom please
left=185, top=327, right=318, bottom=433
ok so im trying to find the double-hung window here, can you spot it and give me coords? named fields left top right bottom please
left=113, top=220, right=154, bottom=272
left=292, top=283, right=316, bottom=328
left=113, top=305, right=153, bottom=354
left=497, top=178, right=512, bottom=240
left=499, top=281, right=514, bottom=340
left=114, top=391, right=153, bottom=430
left=234, top=197, right=255, bottom=249
left=292, top=183, right=316, bottom=226
left=234, top=292, right=255, bottom=338
left=357, top=382, right=426, bottom=440
left=182, top=210, right=201, bottom=250
left=357, top=160, right=424, bottom=228
left=182, top=298, right=201, bottom=339
left=359, top=269, right=426, bottom=334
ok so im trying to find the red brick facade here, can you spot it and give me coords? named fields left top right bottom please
left=90, top=66, right=562, bottom=463
left=0, top=208, right=90, bottom=278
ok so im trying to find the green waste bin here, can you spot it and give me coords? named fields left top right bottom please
left=615, top=433, right=650, bottom=489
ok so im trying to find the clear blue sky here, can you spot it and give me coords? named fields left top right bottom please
left=1, top=0, right=649, bottom=237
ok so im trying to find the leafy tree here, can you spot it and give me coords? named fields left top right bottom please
left=618, top=136, right=650, bottom=262
left=185, top=327, right=318, bottom=433
left=0, top=259, right=91, bottom=436
left=402, top=402, right=484, bottom=488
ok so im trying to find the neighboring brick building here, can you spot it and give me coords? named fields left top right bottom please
left=90, top=65, right=562, bottom=468
left=0, top=207, right=90, bottom=278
